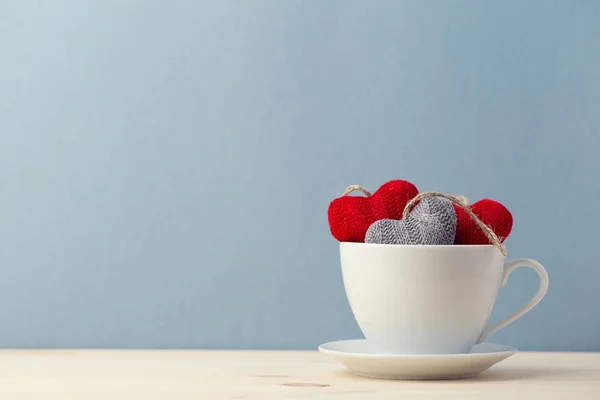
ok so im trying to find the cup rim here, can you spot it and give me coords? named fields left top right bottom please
left=340, top=242, right=504, bottom=252
left=341, top=242, right=497, bottom=247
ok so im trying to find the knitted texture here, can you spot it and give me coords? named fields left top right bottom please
left=454, top=199, right=513, bottom=245
left=365, top=197, right=457, bottom=245
left=328, top=180, right=419, bottom=242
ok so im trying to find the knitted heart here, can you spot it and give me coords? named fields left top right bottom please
left=365, top=197, right=456, bottom=245
left=454, top=199, right=513, bottom=245
left=328, top=180, right=419, bottom=242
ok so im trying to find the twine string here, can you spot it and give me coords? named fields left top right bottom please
left=339, top=185, right=372, bottom=198
left=403, top=191, right=507, bottom=256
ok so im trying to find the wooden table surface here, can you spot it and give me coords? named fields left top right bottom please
left=0, top=350, right=599, bottom=399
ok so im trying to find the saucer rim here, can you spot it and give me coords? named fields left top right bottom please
left=318, top=339, right=517, bottom=359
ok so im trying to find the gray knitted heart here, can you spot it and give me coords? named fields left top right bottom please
left=365, top=196, right=457, bottom=245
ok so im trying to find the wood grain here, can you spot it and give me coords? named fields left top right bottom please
left=0, top=350, right=598, bottom=399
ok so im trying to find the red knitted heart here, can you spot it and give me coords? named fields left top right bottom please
left=454, top=199, right=513, bottom=245
left=328, top=180, right=419, bottom=242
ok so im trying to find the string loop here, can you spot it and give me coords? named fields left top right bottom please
left=339, top=185, right=372, bottom=198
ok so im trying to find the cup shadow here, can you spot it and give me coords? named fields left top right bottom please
left=472, top=367, right=589, bottom=382
left=330, top=367, right=590, bottom=382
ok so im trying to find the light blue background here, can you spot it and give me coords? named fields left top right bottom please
left=1, top=0, right=599, bottom=350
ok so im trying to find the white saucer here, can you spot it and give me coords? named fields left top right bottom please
left=318, top=339, right=517, bottom=380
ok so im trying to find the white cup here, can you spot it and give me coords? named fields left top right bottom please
left=340, top=243, right=549, bottom=355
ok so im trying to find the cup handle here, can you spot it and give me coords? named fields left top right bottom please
left=476, top=258, right=549, bottom=343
